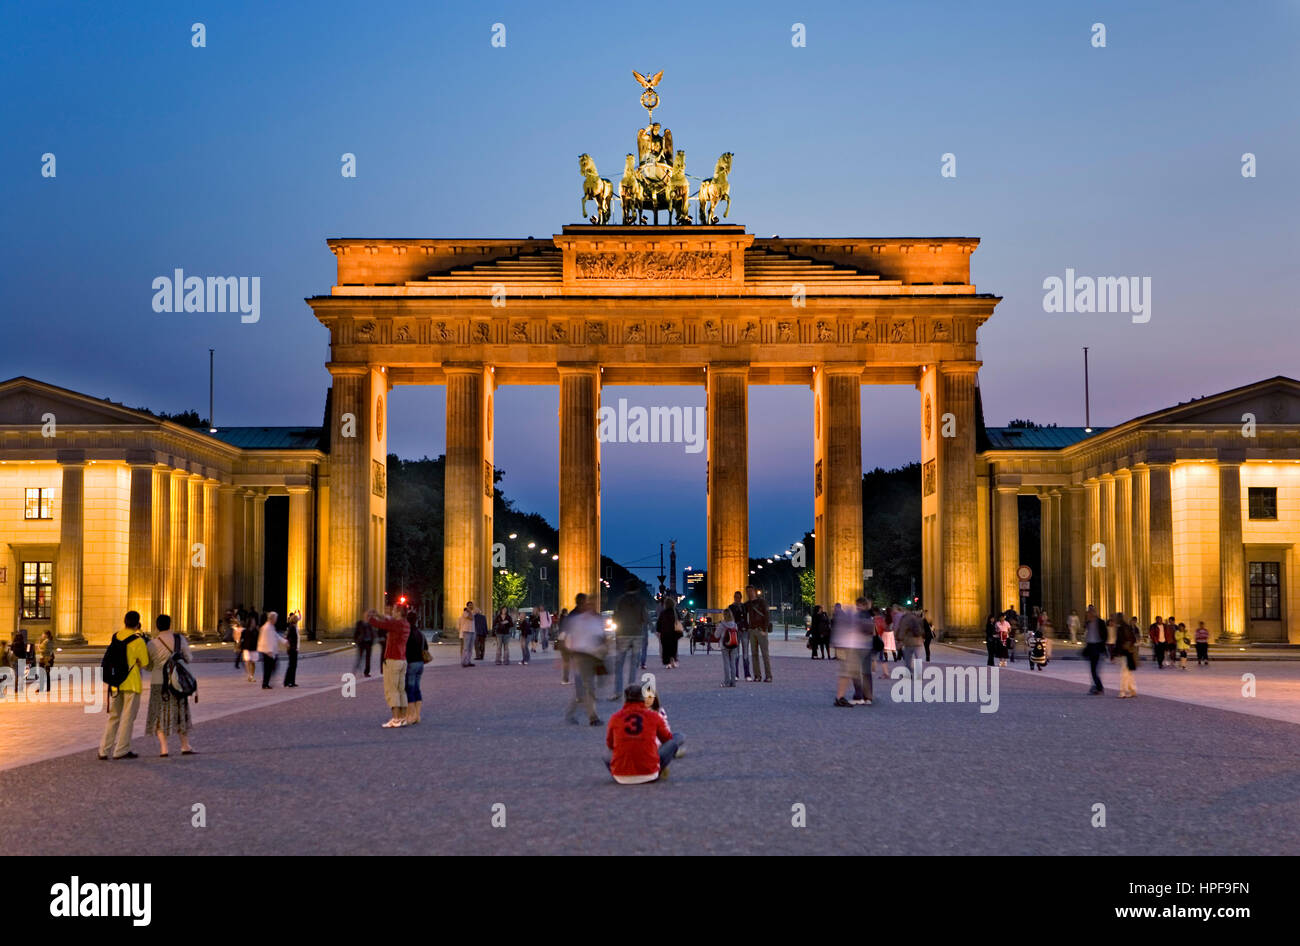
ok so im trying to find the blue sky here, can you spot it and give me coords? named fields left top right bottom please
left=3, top=0, right=1297, bottom=573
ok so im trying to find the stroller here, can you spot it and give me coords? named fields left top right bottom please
left=1027, top=630, right=1049, bottom=671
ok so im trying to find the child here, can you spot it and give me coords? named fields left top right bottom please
left=641, top=677, right=685, bottom=757
left=718, top=614, right=738, bottom=687
left=1176, top=623, right=1190, bottom=670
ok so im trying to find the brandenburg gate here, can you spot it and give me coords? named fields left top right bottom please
left=306, top=73, right=1002, bottom=635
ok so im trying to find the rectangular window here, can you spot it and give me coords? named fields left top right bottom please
left=24, top=488, right=53, bottom=520
left=1247, top=561, right=1280, bottom=621
left=1248, top=487, right=1277, bottom=520
left=21, top=561, right=53, bottom=620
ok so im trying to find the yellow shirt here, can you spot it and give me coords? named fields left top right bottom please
left=113, top=628, right=151, bottom=694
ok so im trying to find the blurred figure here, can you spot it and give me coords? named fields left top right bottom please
left=563, top=594, right=605, bottom=726
left=832, top=601, right=869, bottom=707
left=353, top=617, right=374, bottom=677
left=537, top=606, right=552, bottom=651
left=809, top=605, right=827, bottom=660
left=897, top=607, right=925, bottom=670
left=556, top=607, right=571, bottom=683
left=1082, top=605, right=1106, bottom=695
left=656, top=596, right=681, bottom=669
left=37, top=629, right=54, bottom=691
left=473, top=603, right=489, bottom=662
left=922, top=611, right=934, bottom=662
left=1150, top=616, right=1166, bottom=669
left=516, top=611, right=532, bottom=665
left=1066, top=608, right=1081, bottom=643
left=241, top=616, right=261, bottom=682
left=1112, top=613, right=1138, bottom=698
left=612, top=590, right=648, bottom=698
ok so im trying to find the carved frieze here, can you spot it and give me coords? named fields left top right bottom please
left=575, top=251, right=732, bottom=280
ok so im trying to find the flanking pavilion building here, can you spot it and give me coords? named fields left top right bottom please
left=979, top=376, right=1300, bottom=643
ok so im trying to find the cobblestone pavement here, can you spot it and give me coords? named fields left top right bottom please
left=1, top=642, right=1297, bottom=855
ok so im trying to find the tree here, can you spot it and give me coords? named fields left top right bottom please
left=493, top=570, right=528, bottom=611
left=799, top=569, right=814, bottom=607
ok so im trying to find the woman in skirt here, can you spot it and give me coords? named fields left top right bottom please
left=145, top=614, right=195, bottom=757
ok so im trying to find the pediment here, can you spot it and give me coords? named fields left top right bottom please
left=0, top=378, right=158, bottom=427
left=1151, top=378, right=1300, bottom=426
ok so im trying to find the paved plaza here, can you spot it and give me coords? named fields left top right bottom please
left=2, top=640, right=1298, bottom=856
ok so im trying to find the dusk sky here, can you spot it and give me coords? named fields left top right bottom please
left=4, top=0, right=1297, bottom=574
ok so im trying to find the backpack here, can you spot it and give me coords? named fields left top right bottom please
left=723, top=624, right=739, bottom=648
left=101, top=633, right=141, bottom=691
left=161, top=636, right=198, bottom=700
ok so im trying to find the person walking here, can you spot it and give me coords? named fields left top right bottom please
left=240, top=617, right=260, bottom=682
left=517, top=612, right=532, bottom=665
left=656, top=597, right=681, bottom=669
left=1194, top=621, right=1211, bottom=665
left=1066, top=609, right=1081, bottom=644
left=809, top=605, right=827, bottom=660
left=145, top=614, right=196, bottom=756
left=283, top=612, right=300, bottom=687
left=1149, top=616, right=1165, bottom=669
left=1082, top=605, right=1107, bottom=695
left=563, top=594, right=605, bottom=726
left=493, top=606, right=514, bottom=666
left=457, top=602, right=476, bottom=667
left=995, top=613, right=1011, bottom=668
left=612, top=590, right=648, bottom=698
left=921, top=611, right=935, bottom=661
left=98, top=611, right=150, bottom=761
left=832, top=601, right=869, bottom=707
left=36, top=629, right=54, bottom=692
left=405, top=615, right=427, bottom=724
left=537, top=606, right=552, bottom=652
left=897, top=608, right=925, bottom=671
left=352, top=618, right=374, bottom=677
left=257, top=613, right=284, bottom=689
left=367, top=605, right=411, bottom=728
left=745, top=586, right=773, bottom=682
left=556, top=607, right=572, bottom=684
left=1113, top=614, right=1138, bottom=698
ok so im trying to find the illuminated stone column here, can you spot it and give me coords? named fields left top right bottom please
left=938, top=364, right=980, bottom=634
left=186, top=474, right=203, bottom=636
left=1064, top=485, right=1086, bottom=616
left=1039, top=491, right=1059, bottom=625
left=1218, top=459, right=1246, bottom=641
left=218, top=485, right=236, bottom=615
left=152, top=468, right=171, bottom=617
left=250, top=491, right=266, bottom=610
left=813, top=366, right=862, bottom=611
left=1099, top=474, right=1116, bottom=618
left=558, top=365, right=599, bottom=615
left=287, top=485, right=311, bottom=618
left=1114, top=469, right=1133, bottom=618
left=170, top=469, right=189, bottom=631
left=1130, top=467, right=1150, bottom=626
left=54, top=452, right=86, bottom=643
left=126, top=458, right=155, bottom=622
left=995, top=482, right=1020, bottom=613
left=326, top=367, right=371, bottom=632
left=203, top=480, right=218, bottom=636
left=1147, top=461, right=1175, bottom=621
left=1084, top=478, right=1100, bottom=611
left=443, top=366, right=495, bottom=628
left=707, top=365, right=748, bottom=609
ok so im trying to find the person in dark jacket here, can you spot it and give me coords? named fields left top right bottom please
left=404, top=616, right=426, bottom=723
left=656, top=598, right=681, bottom=668
left=922, top=611, right=935, bottom=661
left=474, top=606, right=489, bottom=661
left=283, top=612, right=300, bottom=687
left=810, top=606, right=829, bottom=659
left=239, top=619, right=260, bottom=682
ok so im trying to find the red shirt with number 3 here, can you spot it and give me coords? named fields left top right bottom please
left=607, top=703, right=674, bottom=783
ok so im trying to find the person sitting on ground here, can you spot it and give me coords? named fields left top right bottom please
left=604, top=684, right=682, bottom=784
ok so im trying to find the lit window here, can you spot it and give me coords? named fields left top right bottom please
left=1248, top=562, right=1280, bottom=621
left=24, top=488, right=53, bottom=520
left=1247, top=487, right=1277, bottom=520
left=21, top=561, right=53, bottom=620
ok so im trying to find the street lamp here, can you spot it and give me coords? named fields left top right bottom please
left=527, top=542, right=536, bottom=549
